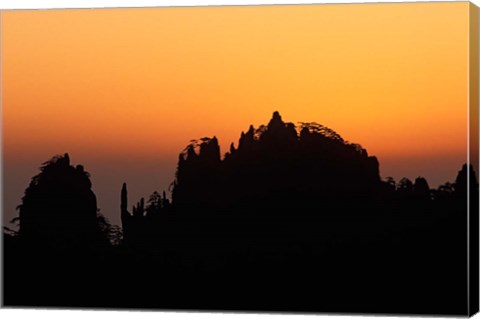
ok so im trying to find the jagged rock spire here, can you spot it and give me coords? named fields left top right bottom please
left=120, top=182, right=131, bottom=236
left=121, top=183, right=128, bottom=215
left=199, top=136, right=221, bottom=162
left=268, top=111, right=284, bottom=130
left=18, top=153, right=98, bottom=243
left=64, top=153, right=70, bottom=166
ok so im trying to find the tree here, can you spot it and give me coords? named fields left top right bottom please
left=96, top=211, right=123, bottom=246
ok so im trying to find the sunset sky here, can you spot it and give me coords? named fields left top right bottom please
left=2, top=2, right=476, bottom=227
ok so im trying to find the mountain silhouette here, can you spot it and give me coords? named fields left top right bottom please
left=172, top=111, right=380, bottom=210
left=3, top=112, right=479, bottom=315
left=15, top=153, right=110, bottom=249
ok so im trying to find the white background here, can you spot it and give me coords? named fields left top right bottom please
left=0, top=0, right=478, bottom=319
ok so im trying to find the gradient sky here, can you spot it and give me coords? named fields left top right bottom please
left=1, top=2, right=475, bottom=227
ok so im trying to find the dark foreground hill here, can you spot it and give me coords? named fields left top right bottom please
left=3, top=112, right=478, bottom=315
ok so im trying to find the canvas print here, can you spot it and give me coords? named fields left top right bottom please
left=1, top=1, right=479, bottom=316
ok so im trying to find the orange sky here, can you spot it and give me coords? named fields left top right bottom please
left=1, top=2, right=476, bottom=226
